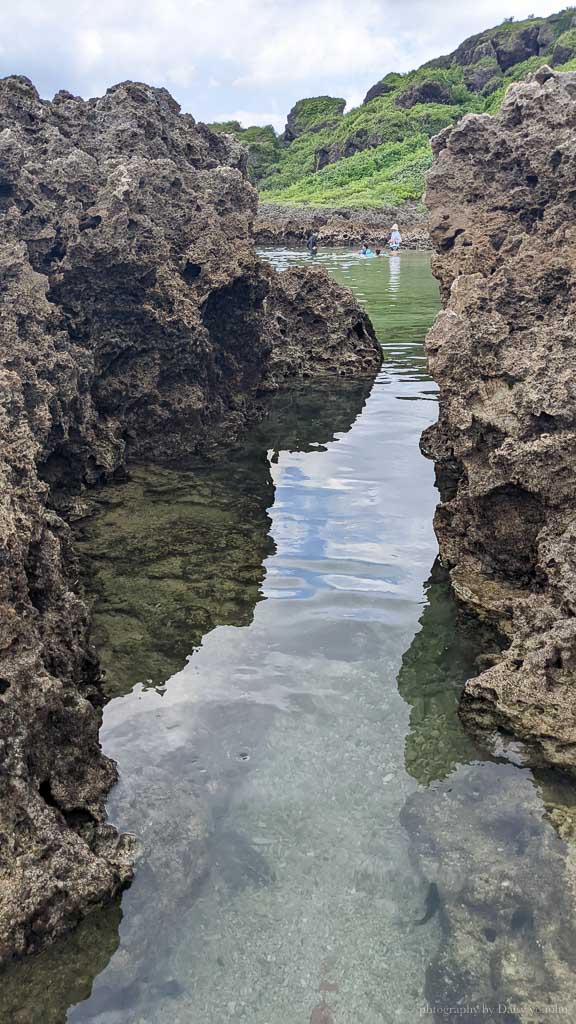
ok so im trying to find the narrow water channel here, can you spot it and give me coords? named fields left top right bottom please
left=5, top=251, right=576, bottom=1023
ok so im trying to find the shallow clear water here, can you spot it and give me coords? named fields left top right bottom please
left=6, top=249, right=576, bottom=1023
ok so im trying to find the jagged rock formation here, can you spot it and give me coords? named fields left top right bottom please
left=422, top=67, right=576, bottom=773
left=264, top=266, right=383, bottom=382
left=281, top=96, right=346, bottom=143
left=0, top=75, right=381, bottom=963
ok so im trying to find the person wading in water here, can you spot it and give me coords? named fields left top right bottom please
left=388, top=223, right=402, bottom=252
left=306, top=231, right=318, bottom=255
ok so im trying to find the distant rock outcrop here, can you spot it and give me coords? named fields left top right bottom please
left=282, top=96, right=346, bottom=143
left=212, top=12, right=576, bottom=210
left=255, top=202, right=430, bottom=249
left=362, top=79, right=395, bottom=105
left=422, top=68, right=576, bottom=773
left=416, top=10, right=576, bottom=92
left=451, top=20, right=552, bottom=74
left=0, top=75, right=380, bottom=963
left=394, top=79, right=454, bottom=109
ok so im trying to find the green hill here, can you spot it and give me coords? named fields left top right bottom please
left=207, top=9, right=576, bottom=208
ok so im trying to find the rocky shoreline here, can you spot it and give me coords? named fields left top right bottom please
left=422, top=66, right=576, bottom=774
left=0, top=75, right=381, bottom=963
left=255, top=202, right=431, bottom=249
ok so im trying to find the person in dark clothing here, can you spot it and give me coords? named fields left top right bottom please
left=306, top=231, right=318, bottom=254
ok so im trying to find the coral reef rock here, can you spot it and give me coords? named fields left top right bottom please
left=264, top=265, right=379, bottom=383
left=0, top=75, right=381, bottom=963
left=422, top=68, right=576, bottom=773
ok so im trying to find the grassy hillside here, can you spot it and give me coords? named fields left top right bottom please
left=208, top=9, right=576, bottom=208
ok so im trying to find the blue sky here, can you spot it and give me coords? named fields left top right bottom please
left=0, top=1, right=565, bottom=130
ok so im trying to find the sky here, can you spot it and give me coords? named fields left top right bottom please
left=0, top=0, right=566, bottom=130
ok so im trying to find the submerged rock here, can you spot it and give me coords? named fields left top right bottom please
left=0, top=75, right=381, bottom=962
left=402, top=762, right=576, bottom=1021
left=422, top=69, right=576, bottom=772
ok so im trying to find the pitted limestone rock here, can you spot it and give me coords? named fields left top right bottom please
left=422, top=68, right=576, bottom=772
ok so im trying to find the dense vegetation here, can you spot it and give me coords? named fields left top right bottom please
left=208, top=9, right=576, bottom=208
left=208, top=121, right=282, bottom=181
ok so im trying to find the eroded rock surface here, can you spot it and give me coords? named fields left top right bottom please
left=264, top=266, right=379, bottom=383
left=422, top=68, right=576, bottom=772
left=0, top=75, right=381, bottom=962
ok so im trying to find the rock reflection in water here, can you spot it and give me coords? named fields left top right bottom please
left=399, top=565, right=576, bottom=1018
left=0, top=379, right=373, bottom=1023
left=397, top=560, right=502, bottom=785
left=75, top=459, right=275, bottom=696
left=72, top=379, right=375, bottom=1020
left=75, top=380, right=372, bottom=698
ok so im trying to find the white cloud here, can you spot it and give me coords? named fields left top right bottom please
left=214, top=109, right=286, bottom=131
left=0, top=0, right=566, bottom=121
left=235, top=0, right=396, bottom=84
left=76, top=29, right=105, bottom=69
left=165, top=64, right=197, bottom=89
left=344, top=91, right=365, bottom=113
